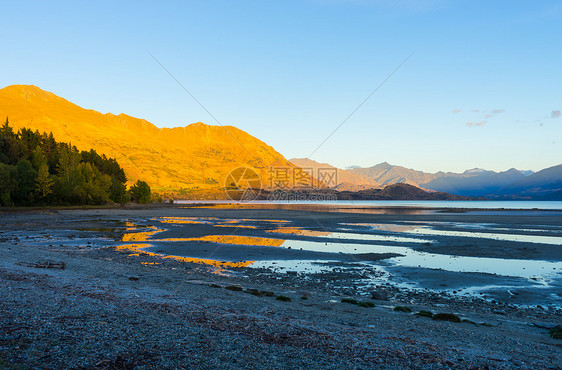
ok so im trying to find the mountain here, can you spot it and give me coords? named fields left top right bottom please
left=350, top=162, right=443, bottom=187
left=0, top=85, right=294, bottom=194
left=327, top=160, right=560, bottom=199
left=541, top=190, right=562, bottom=201
left=289, top=158, right=379, bottom=191
left=335, top=183, right=474, bottom=201
left=422, top=168, right=527, bottom=197
left=494, top=164, right=562, bottom=198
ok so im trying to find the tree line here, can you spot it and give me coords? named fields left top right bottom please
left=0, top=118, right=151, bottom=206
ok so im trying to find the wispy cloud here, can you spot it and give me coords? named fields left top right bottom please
left=466, top=121, right=486, bottom=127
left=484, top=109, right=505, bottom=119
left=550, top=110, right=561, bottom=119
left=452, top=108, right=461, bottom=114
left=465, top=108, right=505, bottom=127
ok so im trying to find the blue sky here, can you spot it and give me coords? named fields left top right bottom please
left=2, top=0, right=561, bottom=172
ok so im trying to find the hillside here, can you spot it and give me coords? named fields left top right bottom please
left=0, top=85, right=292, bottom=194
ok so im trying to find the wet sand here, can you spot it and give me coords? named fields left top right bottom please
left=0, top=204, right=561, bottom=368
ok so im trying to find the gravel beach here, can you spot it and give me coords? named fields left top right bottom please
left=1, top=204, right=561, bottom=369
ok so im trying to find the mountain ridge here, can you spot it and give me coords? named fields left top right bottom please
left=0, top=85, right=292, bottom=193
left=299, top=158, right=560, bottom=199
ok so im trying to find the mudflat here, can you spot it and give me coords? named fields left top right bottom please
left=1, top=204, right=561, bottom=368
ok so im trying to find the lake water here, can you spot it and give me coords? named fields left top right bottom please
left=176, top=199, right=562, bottom=210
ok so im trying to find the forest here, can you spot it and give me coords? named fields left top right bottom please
left=0, top=118, right=150, bottom=206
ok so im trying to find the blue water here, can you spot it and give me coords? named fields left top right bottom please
left=177, top=200, right=562, bottom=210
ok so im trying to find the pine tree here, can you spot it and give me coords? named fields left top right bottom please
left=0, top=117, right=14, bottom=137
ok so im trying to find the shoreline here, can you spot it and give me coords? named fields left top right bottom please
left=0, top=206, right=561, bottom=368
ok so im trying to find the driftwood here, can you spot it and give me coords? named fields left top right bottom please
left=17, top=261, right=66, bottom=270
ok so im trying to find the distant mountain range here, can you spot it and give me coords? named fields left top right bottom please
left=289, top=158, right=379, bottom=191
left=291, top=159, right=562, bottom=200
left=1, top=84, right=559, bottom=201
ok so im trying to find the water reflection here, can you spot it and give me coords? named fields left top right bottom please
left=116, top=215, right=562, bottom=306
left=347, top=222, right=562, bottom=245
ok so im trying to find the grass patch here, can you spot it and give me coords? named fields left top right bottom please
left=209, top=284, right=222, bottom=288
left=225, top=285, right=243, bottom=292
left=260, top=290, right=275, bottom=297
left=357, top=301, right=375, bottom=308
left=341, top=298, right=358, bottom=305
left=415, top=310, right=433, bottom=318
left=393, top=306, right=412, bottom=313
left=432, top=313, right=461, bottom=323
left=300, top=296, right=308, bottom=300
left=276, top=295, right=291, bottom=302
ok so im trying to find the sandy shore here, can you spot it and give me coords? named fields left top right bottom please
left=0, top=205, right=561, bottom=368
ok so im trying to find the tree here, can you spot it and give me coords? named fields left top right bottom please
left=0, top=163, right=15, bottom=206
left=1, top=123, right=138, bottom=206
left=0, top=117, right=14, bottom=138
left=14, top=159, right=37, bottom=205
left=130, top=180, right=151, bottom=203
left=35, top=164, right=54, bottom=201
left=55, top=145, right=82, bottom=202
left=110, top=177, right=127, bottom=203
left=31, top=146, right=47, bottom=170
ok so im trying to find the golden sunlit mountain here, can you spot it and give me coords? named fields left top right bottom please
left=0, top=85, right=293, bottom=195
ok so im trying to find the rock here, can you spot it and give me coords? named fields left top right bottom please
left=128, top=276, right=139, bottom=281
left=370, top=291, right=388, bottom=301
left=493, top=309, right=506, bottom=315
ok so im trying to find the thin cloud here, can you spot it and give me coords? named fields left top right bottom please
left=466, top=121, right=486, bottom=127
left=551, top=110, right=561, bottom=118
left=453, top=108, right=461, bottom=114
left=466, top=108, right=504, bottom=127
